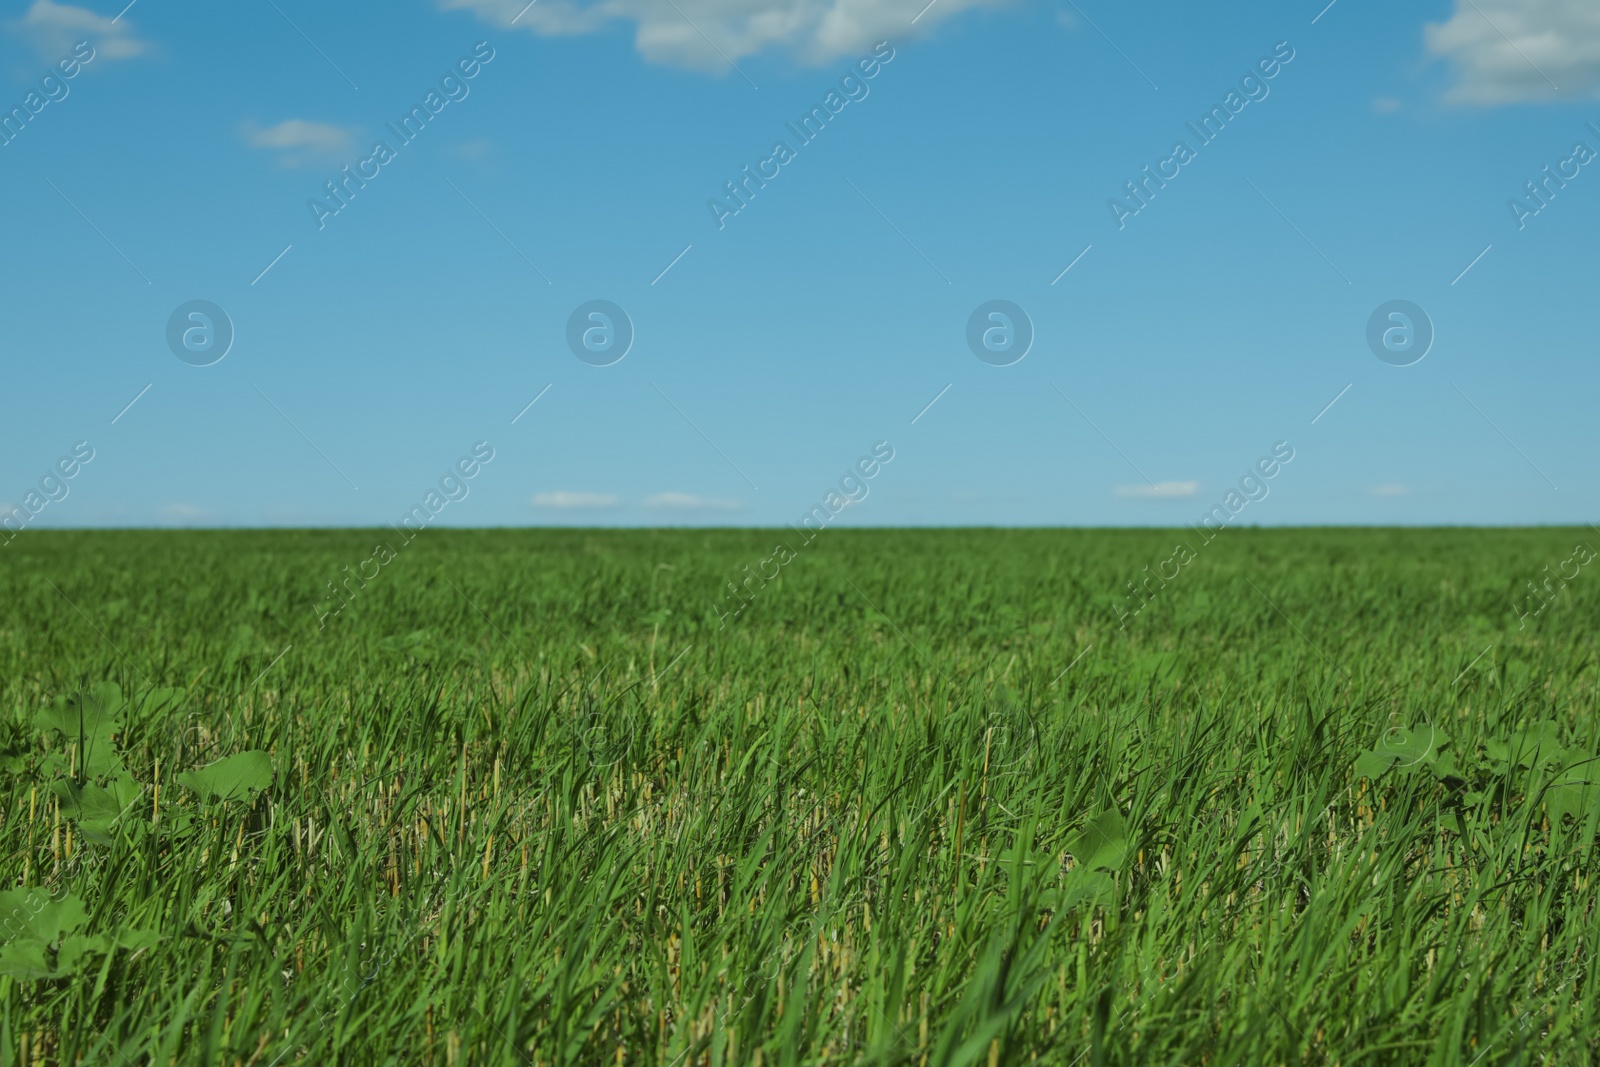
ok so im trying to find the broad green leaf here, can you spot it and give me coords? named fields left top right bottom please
left=1485, top=721, right=1563, bottom=768
left=54, top=934, right=110, bottom=977
left=1068, top=810, right=1130, bottom=873
left=176, top=750, right=273, bottom=800
left=36, top=684, right=125, bottom=777
left=1545, top=761, right=1600, bottom=824
left=0, top=897, right=155, bottom=979
left=0, top=889, right=89, bottom=946
left=36, top=683, right=123, bottom=738
left=0, top=942, right=52, bottom=979
left=1052, top=870, right=1116, bottom=911
left=1353, top=725, right=1448, bottom=779
left=51, top=772, right=145, bottom=846
left=1354, top=750, right=1397, bottom=779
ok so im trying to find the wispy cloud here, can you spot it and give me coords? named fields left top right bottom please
left=643, top=492, right=740, bottom=511
left=532, top=491, right=619, bottom=509
left=1114, top=481, right=1199, bottom=499
left=441, top=0, right=1004, bottom=71
left=11, top=0, right=149, bottom=61
left=242, top=120, right=357, bottom=167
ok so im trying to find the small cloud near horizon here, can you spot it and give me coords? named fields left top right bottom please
left=533, top=491, right=619, bottom=509
left=1115, top=481, right=1199, bottom=499
left=644, top=492, right=740, bottom=511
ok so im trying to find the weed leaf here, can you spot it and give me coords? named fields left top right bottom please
left=176, top=750, right=273, bottom=800
left=36, top=684, right=126, bottom=778
left=1353, top=725, right=1448, bottom=779
left=1068, top=810, right=1130, bottom=873
left=1485, top=721, right=1563, bottom=768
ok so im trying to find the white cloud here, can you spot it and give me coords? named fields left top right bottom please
left=1114, top=481, right=1199, bottom=499
left=1426, top=0, right=1600, bottom=104
left=533, top=491, right=619, bottom=509
left=1373, top=484, right=1410, bottom=497
left=242, top=120, right=357, bottom=166
left=441, top=0, right=1003, bottom=71
left=643, top=492, right=740, bottom=511
left=11, top=0, right=149, bottom=62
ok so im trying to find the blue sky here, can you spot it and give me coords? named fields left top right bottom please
left=2, top=0, right=1596, bottom=529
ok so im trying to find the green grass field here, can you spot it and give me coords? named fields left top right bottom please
left=2, top=528, right=1597, bottom=1065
